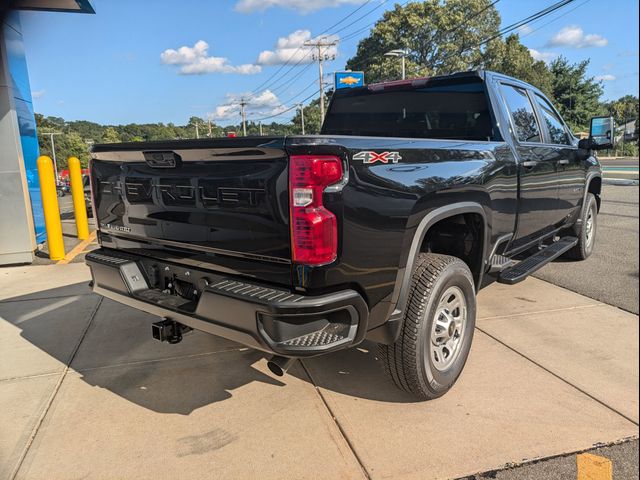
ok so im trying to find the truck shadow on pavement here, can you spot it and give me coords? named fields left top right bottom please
left=1, top=283, right=416, bottom=415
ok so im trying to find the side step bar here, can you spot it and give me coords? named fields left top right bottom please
left=498, top=236, right=578, bottom=285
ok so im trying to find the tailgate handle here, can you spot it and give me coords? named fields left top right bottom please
left=143, top=151, right=181, bottom=168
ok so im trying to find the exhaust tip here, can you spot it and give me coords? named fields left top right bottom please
left=267, top=355, right=296, bottom=377
left=267, top=361, right=285, bottom=377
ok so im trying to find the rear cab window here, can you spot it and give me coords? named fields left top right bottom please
left=322, top=77, right=495, bottom=141
left=499, top=84, right=541, bottom=143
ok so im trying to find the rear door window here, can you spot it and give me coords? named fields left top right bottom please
left=500, top=85, right=541, bottom=143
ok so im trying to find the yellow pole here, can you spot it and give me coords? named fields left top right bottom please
left=68, top=157, right=89, bottom=240
left=36, top=156, right=65, bottom=260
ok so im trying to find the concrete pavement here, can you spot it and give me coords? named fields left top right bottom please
left=0, top=264, right=638, bottom=479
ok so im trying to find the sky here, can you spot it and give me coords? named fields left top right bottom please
left=20, top=0, right=640, bottom=126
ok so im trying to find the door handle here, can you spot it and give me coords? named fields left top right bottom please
left=557, top=159, right=570, bottom=165
left=521, top=160, right=539, bottom=168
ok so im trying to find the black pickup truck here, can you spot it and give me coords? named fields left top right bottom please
left=86, top=70, right=613, bottom=400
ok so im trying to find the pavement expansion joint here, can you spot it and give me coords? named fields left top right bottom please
left=0, top=292, right=95, bottom=304
left=9, top=297, right=103, bottom=480
left=73, top=347, right=248, bottom=374
left=0, top=371, right=63, bottom=383
left=476, top=328, right=639, bottom=427
left=478, top=302, right=603, bottom=321
left=299, top=359, right=372, bottom=480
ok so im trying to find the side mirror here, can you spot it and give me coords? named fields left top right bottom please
left=588, top=116, right=616, bottom=150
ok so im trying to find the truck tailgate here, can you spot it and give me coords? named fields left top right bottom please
left=90, top=138, right=291, bottom=265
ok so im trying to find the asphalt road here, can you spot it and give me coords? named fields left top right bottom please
left=534, top=185, right=639, bottom=314
left=600, top=156, right=639, bottom=181
left=468, top=439, right=639, bottom=480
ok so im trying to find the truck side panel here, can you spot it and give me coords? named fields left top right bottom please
left=286, top=136, right=518, bottom=329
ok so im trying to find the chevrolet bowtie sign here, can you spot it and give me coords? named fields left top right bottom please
left=335, top=71, right=365, bottom=89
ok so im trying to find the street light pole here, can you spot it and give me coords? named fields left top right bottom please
left=384, top=49, right=410, bottom=80
left=44, top=132, right=62, bottom=182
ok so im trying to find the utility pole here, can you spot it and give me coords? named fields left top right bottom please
left=304, top=37, right=337, bottom=122
left=239, top=98, right=248, bottom=136
left=297, top=103, right=305, bottom=135
left=259, top=121, right=263, bottom=136
left=195, top=122, right=199, bottom=139
left=207, top=118, right=212, bottom=137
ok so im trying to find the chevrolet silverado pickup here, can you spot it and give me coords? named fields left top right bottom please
left=86, top=70, right=612, bottom=400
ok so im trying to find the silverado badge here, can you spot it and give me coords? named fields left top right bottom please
left=353, top=151, right=402, bottom=164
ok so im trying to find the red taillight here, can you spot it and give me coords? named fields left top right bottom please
left=289, top=155, right=343, bottom=265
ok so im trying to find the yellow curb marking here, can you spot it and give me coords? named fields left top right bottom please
left=577, top=453, right=612, bottom=480
left=57, top=230, right=97, bottom=265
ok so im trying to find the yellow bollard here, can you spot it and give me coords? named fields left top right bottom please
left=68, top=157, right=90, bottom=240
left=36, top=156, right=65, bottom=260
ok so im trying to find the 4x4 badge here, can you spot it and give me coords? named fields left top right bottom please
left=353, top=151, right=402, bottom=164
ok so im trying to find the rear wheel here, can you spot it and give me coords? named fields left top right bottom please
left=565, top=193, right=597, bottom=260
left=378, top=253, right=476, bottom=400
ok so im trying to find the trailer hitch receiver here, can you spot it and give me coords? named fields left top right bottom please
left=152, top=318, right=192, bottom=344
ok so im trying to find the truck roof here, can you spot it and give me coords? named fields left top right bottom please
left=338, top=70, right=538, bottom=95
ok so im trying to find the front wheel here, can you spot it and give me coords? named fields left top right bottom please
left=565, top=193, right=597, bottom=260
left=378, top=253, right=476, bottom=400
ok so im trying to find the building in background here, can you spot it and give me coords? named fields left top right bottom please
left=0, top=1, right=95, bottom=265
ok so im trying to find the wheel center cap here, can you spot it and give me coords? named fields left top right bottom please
left=448, top=322, right=455, bottom=337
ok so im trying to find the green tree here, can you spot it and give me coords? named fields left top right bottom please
left=101, top=127, right=121, bottom=143
left=345, top=0, right=501, bottom=83
left=549, top=56, right=603, bottom=132
left=602, top=95, right=639, bottom=125
left=483, top=34, right=554, bottom=98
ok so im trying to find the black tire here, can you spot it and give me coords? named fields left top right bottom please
left=565, top=193, right=597, bottom=260
left=378, top=253, right=476, bottom=400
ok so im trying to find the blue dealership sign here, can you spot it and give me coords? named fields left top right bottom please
left=334, top=71, right=365, bottom=90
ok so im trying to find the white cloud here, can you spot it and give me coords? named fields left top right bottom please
left=257, top=30, right=339, bottom=65
left=595, top=74, right=616, bottom=82
left=160, top=40, right=261, bottom=75
left=547, top=25, right=608, bottom=48
left=529, top=48, right=558, bottom=63
left=210, top=90, right=286, bottom=121
left=517, top=24, right=533, bottom=36
left=31, top=89, right=45, bottom=99
left=235, top=0, right=365, bottom=13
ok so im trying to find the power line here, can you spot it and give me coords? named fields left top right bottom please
left=251, top=85, right=329, bottom=123
left=349, top=0, right=576, bottom=76
left=249, top=1, right=401, bottom=96
left=519, top=0, right=593, bottom=40
left=249, top=0, right=374, bottom=95
left=340, top=0, right=411, bottom=43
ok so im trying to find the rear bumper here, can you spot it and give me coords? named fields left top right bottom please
left=86, top=249, right=368, bottom=357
